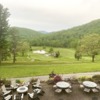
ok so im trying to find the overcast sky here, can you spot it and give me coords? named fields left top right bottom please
left=1, top=0, right=100, bottom=32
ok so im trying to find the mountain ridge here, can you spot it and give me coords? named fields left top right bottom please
left=11, top=18, right=100, bottom=48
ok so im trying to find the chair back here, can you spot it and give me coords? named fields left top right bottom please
left=1, top=85, right=6, bottom=92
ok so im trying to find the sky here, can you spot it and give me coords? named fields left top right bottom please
left=1, top=0, right=100, bottom=32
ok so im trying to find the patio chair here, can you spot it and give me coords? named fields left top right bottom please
left=21, top=93, right=24, bottom=100
left=14, top=94, right=22, bottom=100
left=3, top=94, right=12, bottom=100
left=1, top=85, right=11, bottom=96
left=55, top=88, right=62, bottom=93
left=38, top=89, right=45, bottom=96
left=11, top=80, right=18, bottom=90
left=24, top=82, right=30, bottom=87
left=65, top=89, right=72, bottom=93
left=92, top=88, right=99, bottom=93
left=33, top=79, right=41, bottom=89
left=28, top=92, right=40, bottom=100
left=28, top=93, right=34, bottom=99
left=84, top=88, right=90, bottom=93
left=33, top=88, right=41, bottom=94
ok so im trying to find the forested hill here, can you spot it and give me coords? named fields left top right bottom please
left=10, top=27, right=44, bottom=41
left=11, top=19, right=100, bottom=48
left=32, top=19, right=100, bottom=48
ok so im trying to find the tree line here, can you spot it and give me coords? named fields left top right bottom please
left=0, top=4, right=30, bottom=64
left=1, top=4, right=100, bottom=64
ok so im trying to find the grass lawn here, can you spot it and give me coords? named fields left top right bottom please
left=0, top=47, right=100, bottom=78
left=0, top=62, right=100, bottom=78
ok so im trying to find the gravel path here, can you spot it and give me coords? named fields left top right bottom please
left=9, top=72, right=100, bottom=83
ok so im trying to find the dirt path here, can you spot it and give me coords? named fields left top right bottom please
left=9, top=72, right=100, bottom=82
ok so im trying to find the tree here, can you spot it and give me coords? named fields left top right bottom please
left=0, top=4, right=10, bottom=64
left=54, top=51, right=60, bottom=58
left=79, top=34, right=100, bottom=62
left=74, top=50, right=82, bottom=61
left=18, top=41, right=30, bottom=56
left=9, top=28, right=20, bottom=63
left=49, top=47, right=54, bottom=53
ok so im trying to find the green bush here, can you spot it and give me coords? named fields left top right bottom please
left=54, top=75, right=62, bottom=83
left=92, top=74, right=100, bottom=81
left=30, top=78, right=38, bottom=84
left=78, top=76, right=92, bottom=82
left=16, top=79, right=21, bottom=83
left=5, top=80, right=11, bottom=87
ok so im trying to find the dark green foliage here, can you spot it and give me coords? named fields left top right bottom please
left=49, top=71, right=56, bottom=78
left=75, top=50, right=82, bottom=60
left=92, top=74, right=100, bottom=81
left=16, top=79, right=21, bottom=83
left=11, top=27, right=43, bottom=41
left=4, top=80, right=11, bottom=87
left=49, top=47, right=54, bottom=53
left=9, top=19, right=100, bottom=48
left=78, top=34, right=100, bottom=62
left=30, top=19, right=100, bottom=48
left=9, top=27, right=20, bottom=63
left=54, top=51, right=60, bottom=58
left=92, top=74, right=100, bottom=83
left=0, top=4, right=10, bottom=64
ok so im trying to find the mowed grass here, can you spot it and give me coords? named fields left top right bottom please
left=0, top=62, right=100, bottom=78
left=1, top=47, right=100, bottom=78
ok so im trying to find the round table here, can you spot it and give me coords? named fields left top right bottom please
left=17, top=86, right=28, bottom=93
left=83, top=81, right=97, bottom=88
left=56, top=81, right=70, bottom=89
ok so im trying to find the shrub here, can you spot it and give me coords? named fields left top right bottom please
left=92, top=74, right=100, bottom=83
left=5, top=80, right=11, bottom=87
left=78, top=76, right=93, bottom=82
left=30, top=78, right=38, bottom=84
left=49, top=71, right=56, bottom=78
left=54, top=75, right=62, bottom=83
left=16, top=79, right=21, bottom=83
left=46, top=78, right=54, bottom=85
left=70, top=76, right=78, bottom=84
left=78, top=76, right=87, bottom=82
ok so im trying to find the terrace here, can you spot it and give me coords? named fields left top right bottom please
left=0, top=73, right=100, bottom=100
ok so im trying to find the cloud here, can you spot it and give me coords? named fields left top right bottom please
left=1, top=0, right=100, bottom=32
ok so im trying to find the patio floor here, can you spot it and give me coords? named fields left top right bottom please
left=0, top=82, right=100, bottom=100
